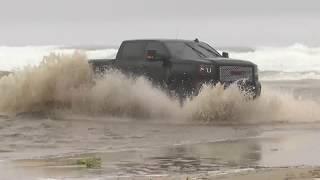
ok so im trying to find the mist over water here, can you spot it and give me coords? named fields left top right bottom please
left=0, top=53, right=319, bottom=124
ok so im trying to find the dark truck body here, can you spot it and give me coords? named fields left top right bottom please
left=89, top=39, right=261, bottom=98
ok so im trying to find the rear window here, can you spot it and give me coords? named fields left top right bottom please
left=145, top=42, right=169, bottom=57
left=120, top=41, right=146, bottom=60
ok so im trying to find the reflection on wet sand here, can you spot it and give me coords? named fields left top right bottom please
left=3, top=124, right=320, bottom=179
left=4, top=139, right=263, bottom=178
left=128, top=140, right=262, bottom=174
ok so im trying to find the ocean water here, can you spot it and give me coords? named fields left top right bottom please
left=1, top=44, right=320, bottom=81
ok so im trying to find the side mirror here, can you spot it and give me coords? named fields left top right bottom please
left=222, top=52, right=229, bottom=58
left=146, top=50, right=168, bottom=61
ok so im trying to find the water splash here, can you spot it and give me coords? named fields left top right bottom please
left=0, top=53, right=319, bottom=124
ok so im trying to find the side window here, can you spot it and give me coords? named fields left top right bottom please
left=145, top=42, right=168, bottom=58
left=165, top=42, right=200, bottom=59
left=120, top=42, right=146, bottom=61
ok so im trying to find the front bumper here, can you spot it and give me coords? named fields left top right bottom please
left=193, top=79, right=261, bottom=98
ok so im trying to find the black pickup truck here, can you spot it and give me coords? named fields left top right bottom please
left=89, top=39, right=261, bottom=98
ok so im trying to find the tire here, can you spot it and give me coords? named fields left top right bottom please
left=175, top=78, right=197, bottom=105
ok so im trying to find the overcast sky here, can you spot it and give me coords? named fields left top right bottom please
left=1, top=0, right=320, bottom=47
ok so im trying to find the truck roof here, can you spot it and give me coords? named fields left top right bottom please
left=123, top=39, right=195, bottom=43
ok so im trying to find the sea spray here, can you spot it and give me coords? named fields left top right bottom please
left=186, top=85, right=320, bottom=124
left=0, top=53, right=180, bottom=118
left=71, top=69, right=181, bottom=118
left=0, top=53, right=91, bottom=115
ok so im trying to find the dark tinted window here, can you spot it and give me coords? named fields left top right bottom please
left=145, top=42, right=168, bottom=57
left=165, top=42, right=200, bottom=59
left=120, top=41, right=146, bottom=60
left=199, top=42, right=221, bottom=57
left=165, top=42, right=221, bottom=59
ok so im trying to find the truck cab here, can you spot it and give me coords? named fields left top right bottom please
left=89, top=39, right=261, bottom=98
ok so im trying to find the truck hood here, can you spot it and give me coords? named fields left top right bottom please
left=205, top=57, right=256, bottom=66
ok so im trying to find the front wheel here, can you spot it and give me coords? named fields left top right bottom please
left=174, top=79, right=200, bottom=105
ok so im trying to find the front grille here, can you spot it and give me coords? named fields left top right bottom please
left=219, top=66, right=253, bottom=82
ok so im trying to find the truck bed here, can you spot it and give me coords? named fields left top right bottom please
left=89, top=59, right=115, bottom=73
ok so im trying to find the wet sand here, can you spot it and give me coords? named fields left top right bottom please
left=2, top=118, right=320, bottom=179
left=209, top=167, right=320, bottom=180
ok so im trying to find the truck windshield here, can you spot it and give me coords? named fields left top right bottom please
left=165, top=42, right=221, bottom=59
left=197, top=42, right=221, bottom=57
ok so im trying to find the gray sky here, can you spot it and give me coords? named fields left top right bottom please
left=1, top=0, right=320, bottom=47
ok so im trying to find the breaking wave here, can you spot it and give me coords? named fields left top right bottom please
left=0, top=53, right=320, bottom=124
left=231, top=43, right=320, bottom=81
left=232, top=43, right=320, bottom=72
left=0, top=45, right=117, bottom=71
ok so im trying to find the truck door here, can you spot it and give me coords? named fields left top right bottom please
left=115, top=41, right=147, bottom=76
left=142, top=41, right=171, bottom=85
